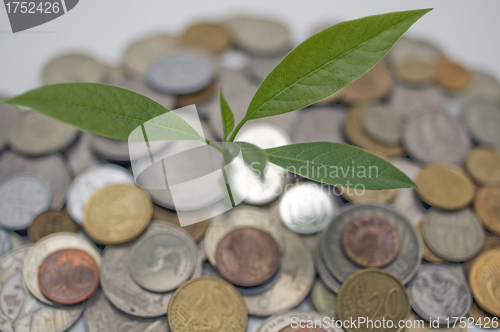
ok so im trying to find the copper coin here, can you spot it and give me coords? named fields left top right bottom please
left=341, top=214, right=400, bottom=267
left=28, top=210, right=78, bottom=243
left=435, top=58, right=471, bottom=92
left=280, top=327, right=327, bottom=332
left=474, top=186, right=500, bottom=235
left=176, top=80, right=217, bottom=107
left=181, top=22, right=231, bottom=53
left=38, top=248, right=99, bottom=305
left=215, top=227, right=281, bottom=287
left=464, top=235, right=500, bottom=275
left=341, top=61, right=392, bottom=104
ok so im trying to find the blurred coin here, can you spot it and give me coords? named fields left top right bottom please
left=320, top=204, right=421, bottom=284
left=463, top=100, right=500, bottom=149
left=394, top=60, right=436, bottom=86
left=129, top=224, right=197, bottom=292
left=42, top=54, right=110, bottom=84
left=0, top=174, right=51, bottom=230
left=111, top=76, right=176, bottom=109
left=181, top=22, right=231, bottom=53
left=387, top=37, right=443, bottom=66
left=344, top=107, right=405, bottom=157
left=313, top=243, right=341, bottom=293
left=310, top=279, right=338, bottom=319
left=423, top=208, right=484, bottom=262
left=279, top=182, right=335, bottom=235
left=341, top=186, right=397, bottom=204
left=246, top=54, right=285, bottom=83
left=38, top=248, right=99, bottom=305
left=408, top=264, right=471, bottom=322
left=342, top=214, right=400, bottom=267
left=82, top=184, right=152, bottom=245
left=66, top=164, right=134, bottom=224
left=216, top=227, right=281, bottom=287
left=218, top=49, right=250, bottom=70
left=464, top=235, right=500, bottom=275
left=23, top=232, right=101, bottom=305
left=152, top=205, right=209, bottom=242
left=28, top=210, right=78, bottom=243
left=457, top=71, right=500, bottom=105
left=341, top=61, right=393, bottom=104
left=0, top=229, right=11, bottom=258
left=416, top=219, right=448, bottom=264
left=85, top=291, right=169, bottom=332
left=236, top=264, right=282, bottom=296
left=8, top=112, right=79, bottom=156
left=470, top=248, right=500, bottom=317
left=205, top=206, right=284, bottom=265
left=416, top=164, right=475, bottom=210
left=8, top=231, right=25, bottom=249
left=361, top=104, right=403, bottom=146
left=0, top=246, right=83, bottom=332
left=404, top=313, right=466, bottom=332
left=65, top=132, right=102, bottom=175
left=66, top=316, right=86, bottom=332
left=468, top=303, right=498, bottom=329
left=256, top=310, right=338, bottom=332
left=243, top=230, right=315, bottom=316
left=236, top=122, right=291, bottom=149
left=291, top=107, right=346, bottom=144
left=390, top=158, right=426, bottom=226
left=89, top=135, right=130, bottom=161
left=0, top=104, right=23, bottom=151
left=168, top=276, right=247, bottom=331
left=101, top=221, right=175, bottom=317
left=122, top=34, right=178, bottom=79
left=146, top=51, right=216, bottom=95
left=176, top=80, right=217, bottom=107
left=225, top=17, right=291, bottom=56
left=436, top=58, right=472, bottom=92
left=389, top=84, right=445, bottom=117
left=475, top=186, right=500, bottom=235
left=338, top=269, right=410, bottom=332
left=466, top=147, right=500, bottom=185
left=403, top=111, right=471, bottom=164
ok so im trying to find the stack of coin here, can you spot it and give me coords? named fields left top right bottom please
left=1, top=14, right=500, bottom=332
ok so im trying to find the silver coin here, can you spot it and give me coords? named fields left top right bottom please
left=0, top=246, right=83, bottom=332
left=389, top=84, right=445, bottom=117
left=42, top=54, right=110, bottom=85
left=84, top=291, right=169, bottom=332
left=65, top=132, right=102, bottom=175
left=122, top=34, right=178, bottom=80
left=8, top=112, right=79, bottom=156
left=191, top=240, right=206, bottom=279
left=313, top=240, right=341, bottom=293
left=386, top=37, right=443, bottom=66
left=236, top=122, right=292, bottom=149
left=146, top=51, right=215, bottom=95
left=422, top=208, right=484, bottom=262
left=463, top=100, right=500, bottom=149
left=0, top=228, right=11, bottom=258
left=66, top=164, right=134, bottom=224
left=218, top=49, right=250, bottom=71
left=361, top=104, right=404, bottom=146
left=256, top=310, right=339, bottom=332
left=66, top=315, right=87, bottom=332
left=407, top=264, right=472, bottom=323
left=457, top=71, right=500, bottom=106
left=101, top=221, right=183, bottom=317
left=111, top=77, right=176, bottom=110
left=390, top=158, right=426, bottom=226
left=0, top=151, right=71, bottom=209
left=310, top=279, right=338, bottom=319
left=23, top=232, right=101, bottom=305
left=129, top=224, right=198, bottom=293
left=0, top=174, right=51, bottom=230
left=279, top=182, right=336, bottom=234
left=403, top=111, right=471, bottom=164
left=89, top=135, right=130, bottom=161
left=320, top=204, right=421, bottom=284
left=225, top=17, right=291, bottom=56
left=290, top=106, right=347, bottom=144
left=243, top=230, right=315, bottom=316
left=246, top=54, right=285, bottom=82
left=0, top=104, right=23, bottom=151
left=246, top=315, right=266, bottom=332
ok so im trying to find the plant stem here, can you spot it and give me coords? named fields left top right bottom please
left=206, top=139, right=225, bottom=153
left=228, top=117, right=248, bottom=142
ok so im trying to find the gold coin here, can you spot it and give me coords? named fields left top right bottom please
left=468, top=302, right=499, bottom=327
left=394, top=60, right=435, bottom=86
left=28, top=210, right=78, bottom=243
left=416, top=164, right=475, bottom=210
left=435, top=58, right=471, bottom=92
left=82, top=184, right=152, bottom=244
left=416, top=219, right=447, bottom=264
left=465, top=235, right=500, bottom=276
left=470, top=248, right=500, bottom=317
left=403, top=313, right=466, bottom=332
left=344, top=107, right=405, bottom=157
left=341, top=187, right=397, bottom=204
left=465, top=147, right=500, bottom=186
left=168, top=276, right=247, bottom=332
left=181, top=22, right=231, bottom=53
left=475, top=186, right=500, bottom=235
left=342, top=61, right=393, bottom=104
left=152, top=205, right=210, bottom=242
left=337, top=269, right=410, bottom=332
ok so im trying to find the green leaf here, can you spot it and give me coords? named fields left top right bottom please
left=239, top=8, right=432, bottom=126
left=219, top=88, right=235, bottom=140
left=234, top=142, right=267, bottom=179
left=2, top=83, right=202, bottom=142
left=264, top=142, right=416, bottom=190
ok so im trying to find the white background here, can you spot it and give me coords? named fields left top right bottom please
left=1, top=0, right=499, bottom=95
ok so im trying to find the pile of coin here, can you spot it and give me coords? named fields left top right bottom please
left=1, top=14, right=500, bottom=332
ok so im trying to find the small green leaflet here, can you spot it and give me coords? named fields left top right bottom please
left=234, top=142, right=267, bottom=178
left=219, top=88, right=235, bottom=140
left=264, top=142, right=416, bottom=190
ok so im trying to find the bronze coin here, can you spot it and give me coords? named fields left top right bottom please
left=464, top=235, right=500, bottom=275
left=215, top=227, right=281, bottom=287
left=341, top=61, right=393, bottom=104
left=152, top=204, right=210, bottom=242
left=475, top=186, right=500, bottom=235
left=28, top=210, right=78, bottom=243
left=280, top=327, right=327, bottom=332
left=435, top=57, right=471, bottom=92
left=181, top=22, right=231, bottom=54
left=38, top=248, right=99, bottom=305
left=176, top=80, right=217, bottom=107
left=341, top=214, right=400, bottom=267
